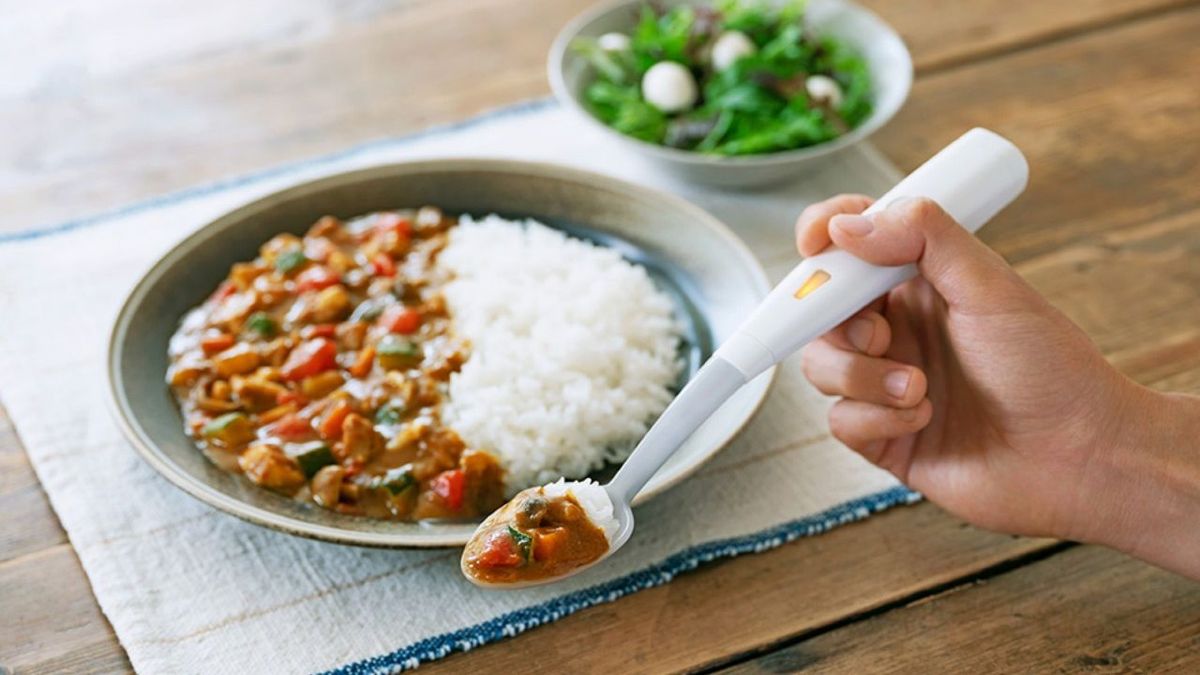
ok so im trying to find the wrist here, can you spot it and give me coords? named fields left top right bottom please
left=1078, top=384, right=1200, bottom=578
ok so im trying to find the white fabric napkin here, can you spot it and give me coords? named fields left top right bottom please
left=0, top=99, right=914, bottom=674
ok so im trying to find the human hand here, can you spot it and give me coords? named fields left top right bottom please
left=795, top=195, right=1200, bottom=578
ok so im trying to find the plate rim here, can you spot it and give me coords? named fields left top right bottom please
left=106, top=157, right=777, bottom=548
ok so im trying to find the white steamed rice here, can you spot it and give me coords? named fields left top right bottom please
left=543, top=479, right=619, bottom=542
left=439, top=214, right=682, bottom=494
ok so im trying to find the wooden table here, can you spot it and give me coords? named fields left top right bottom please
left=3, top=1, right=1199, bottom=672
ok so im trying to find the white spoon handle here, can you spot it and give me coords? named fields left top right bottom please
left=607, top=357, right=746, bottom=505
left=608, top=128, right=1028, bottom=505
left=715, top=128, right=1029, bottom=381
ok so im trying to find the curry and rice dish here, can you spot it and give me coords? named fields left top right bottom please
left=167, top=209, right=683, bottom=523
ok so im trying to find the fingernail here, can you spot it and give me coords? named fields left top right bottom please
left=847, top=318, right=874, bottom=351
left=833, top=214, right=874, bottom=236
left=884, top=370, right=911, bottom=398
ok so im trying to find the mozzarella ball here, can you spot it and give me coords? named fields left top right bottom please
left=642, top=61, right=698, bottom=113
left=597, top=32, right=631, bottom=52
left=710, top=30, right=756, bottom=71
left=805, top=75, right=844, bottom=109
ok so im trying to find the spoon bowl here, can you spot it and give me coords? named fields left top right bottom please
left=461, top=483, right=636, bottom=590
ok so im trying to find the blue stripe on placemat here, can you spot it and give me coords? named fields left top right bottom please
left=321, top=485, right=920, bottom=675
left=0, top=98, right=558, bottom=245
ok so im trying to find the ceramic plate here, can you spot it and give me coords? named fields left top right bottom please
left=108, top=159, right=774, bottom=547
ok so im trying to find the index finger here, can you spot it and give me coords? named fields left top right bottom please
left=795, top=194, right=875, bottom=257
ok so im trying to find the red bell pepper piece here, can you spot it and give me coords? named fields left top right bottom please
left=275, top=390, right=308, bottom=407
left=374, top=213, right=413, bottom=238
left=348, top=346, right=375, bottom=379
left=477, top=528, right=523, bottom=568
left=371, top=253, right=397, bottom=278
left=200, top=333, right=236, bottom=356
left=300, top=324, right=338, bottom=340
left=281, top=338, right=338, bottom=381
left=265, top=413, right=314, bottom=441
left=210, top=280, right=238, bottom=302
left=430, top=469, right=465, bottom=510
left=319, top=400, right=352, bottom=441
left=378, top=306, right=421, bottom=334
left=295, top=265, right=340, bottom=294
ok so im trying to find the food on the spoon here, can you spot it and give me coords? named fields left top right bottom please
left=462, top=480, right=617, bottom=584
left=166, top=211, right=682, bottom=522
left=571, top=0, right=872, bottom=154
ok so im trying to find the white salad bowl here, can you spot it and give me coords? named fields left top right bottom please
left=549, top=0, right=913, bottom=188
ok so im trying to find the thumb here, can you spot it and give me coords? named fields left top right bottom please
left=827, top=197, right=1022, bottom=311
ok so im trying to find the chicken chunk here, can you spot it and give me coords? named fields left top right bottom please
left=239, top=444, right=305, bottom=489
left=338, top=413, right=381, bottom=464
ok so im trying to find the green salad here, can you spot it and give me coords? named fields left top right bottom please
left=572, top=0, right=872, bottom=155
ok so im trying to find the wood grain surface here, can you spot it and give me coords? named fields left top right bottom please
left=0, top=0, right=1191, bottom=236
left=725, top=545, right=1200, bottom=674
left=2, top=0, right=1198, bottom=672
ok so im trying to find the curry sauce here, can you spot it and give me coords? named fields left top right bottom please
left=462, top=487, right=611, bottom=583
left=166, top=208, right=505, bottom=521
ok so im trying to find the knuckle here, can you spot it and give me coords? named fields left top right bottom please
left=918, top=399, right=935, bottom=425
left=845, top=194, right=874, bottom=213
left=799, top=346, right=818, bottom=378
left=813, top=381, right=839, bottom=397
left=898, top=399, right=933, bottom=429
left=833, top=366, right=856, bottom=397
left=803, top=340, right=867, bottom=398
left=827, top=408, right=852, bottom=442
left=906, top=369, right=928, bottom=403
left=868, top=319, right=892, bottom=356
left=797, top=202, right=827, bottom=224
left=801, top=352, right=836, bottom=397
left=901, top=197, right=957, bottom=236
left=909, top=196, right=942, bottom=216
